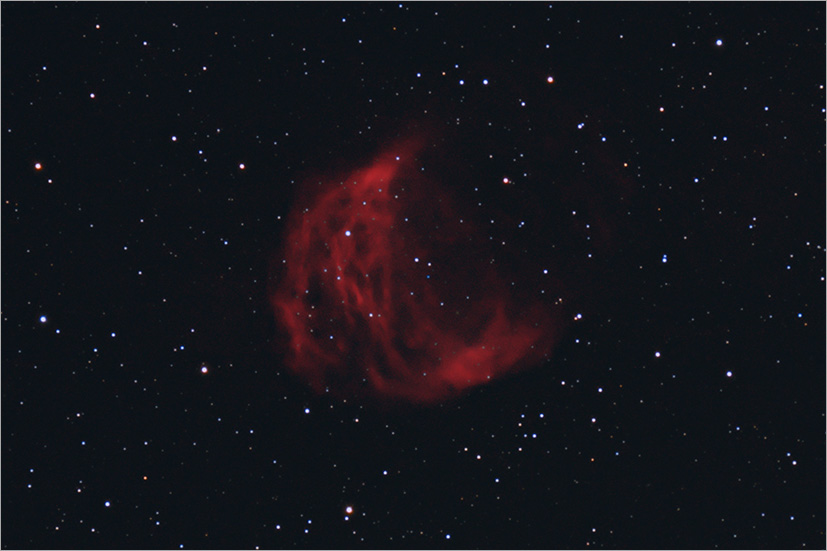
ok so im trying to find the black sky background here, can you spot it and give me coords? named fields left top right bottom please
left=3, top=2, right=825, bottom=549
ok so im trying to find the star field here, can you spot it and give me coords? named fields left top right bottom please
left=2, top=3, right=825, bottom=549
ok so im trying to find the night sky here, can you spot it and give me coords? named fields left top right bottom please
left=3, top=2, right=825, bottom=549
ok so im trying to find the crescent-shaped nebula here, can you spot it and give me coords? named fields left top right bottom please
left=270, top=138, right=560, bottom=404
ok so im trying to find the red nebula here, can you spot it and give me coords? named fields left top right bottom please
left=270, top=139, right=558, bottom=404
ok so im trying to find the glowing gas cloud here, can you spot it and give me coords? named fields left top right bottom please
left=270, top=139, right=558, bottom=404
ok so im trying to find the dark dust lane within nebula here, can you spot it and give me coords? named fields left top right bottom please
left=270, top=138, right=560, bottom=404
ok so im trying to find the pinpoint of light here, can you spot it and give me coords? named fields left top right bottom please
left=89, top=93, right=96, bottom=99
left=34, top=162, right=43, bottom=170
left=304, top=408, right=310, bottom=414
left=171, top=136, right=177, bottom=142
left=39, top=315, right=47, bottom=323
left=716, top=39, right=723, bottom=46
left=662, top=254, right=668, bottom=263
left=345, top=506, right=354, bottom=514
left=345, top=230, right=351, bottom=237
left=239, top=163, right=246, bottom=170
left=104, top=501, right=111, bottom=508
left=655, top=351, right=661, bottom=358
left=726, top=371, right=732, bottom=378
left=200, top=366, right=208, bottom=374
left=546, top=75, right=554, bottom=83
left=502, top=177, right=510, bottom=185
